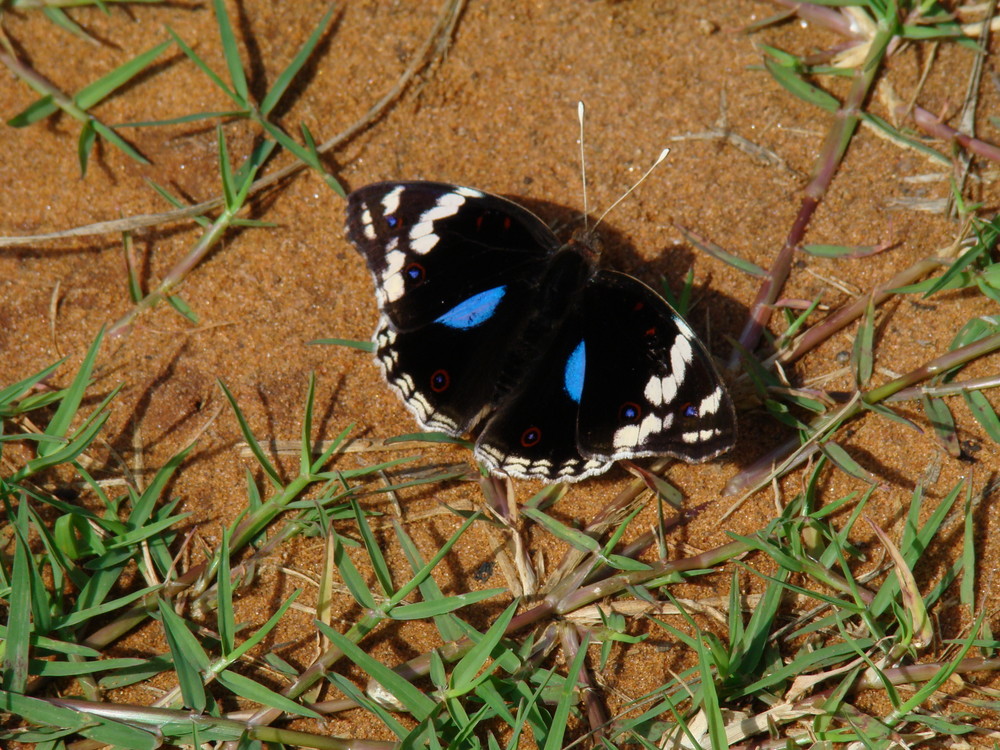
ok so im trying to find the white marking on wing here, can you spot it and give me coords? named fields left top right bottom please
left=384, top=274, right=405, bottom=302
left=384, top=249, right=406, bottom=279
left=672, top=334, right=694, bottom=372
left=637, top=413, right=663, bottom=443
left=409, top=193, right=468, bottom=245
left=613, top=424, right=639, bottom=448
left=681, top=428, right=720, bottom=444
left=644, top=375, right=663, bottom=406
left=699, top=387, right=723, bottom=416
left=381, top=186, right=404, bottom=215
left=410, top=234, right=439, bottom=254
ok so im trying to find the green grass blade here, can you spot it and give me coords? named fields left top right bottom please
left=29, top=657, right=148, bottom=678
left=310, top=422, right=355, bottom=474
left=233, top=137, right=277, bottom=187
left=226, top=591, right=300, bottom=663
left=39, top=327, right=104, bottom=457
left=7, top=94, right=58, bottom=127
left=0, top=359, right=64, bottom=415
left=350, top=498, right=394, bottom=596
left=215, top=669, right=322, bottom=718
left=166, top=294, right=199, bottom=324
left=217, top=125, right=236, bottom=209
left=392, top=518, right=465, bottom=643
left=676, top=225, right=767, bottom=277
left=12, top=411, right=110, bottom=483
left=74, top=39, right=172, bottom=111
left=43, top=6, right=97, bottom=43
left=167, top=27, right=239, bottom=104
left=852, top=295, right=875, bottom=388
left=695, top=632, right=725, bottom=750
left=301, top=122, right=346, bottom=196
left=318, top=622, right=438, bottom=720
left=763, top=55, right=839, bottom=112
left=541, top=632, right=589, bottom=750
left=521, top=506, right=600, bottom=555
left=156, top=599, right=208, bottom=711
left=260, top=119, right=322, bottom=171
left=921, top=394, right=959, bottom=457
left=130, top=442, right=193, bottom=527
left=217, top=380, right=281, bottom=488
left=449, top=600, right=519, bottom=693
left=0, top=690, right=158, bottom=749
left=820, top=441, right=879, bottom=484
left=260, top=4, right=336, bottom=116
left=389, top=511, right=480, bottom=607
left=735, top=573, right=785, bottom=676
left=2, top=499, right=33, bottom=692
left=312, top=337, right=375, bottom=351
left=211, top=0, right=249, bottom=103
left=121, top=110, right=247, bottom=128
left=963, top=389, right=1000, bottom=443
left=325, top=672, right=409, bottom=738
left=860, top=110, right=949, bottom=166
left=91, top=119, right=150, bottom=164
left=389, top=589, right=506, bottom=620
left=332, top=529, right=377, bottom=610
left=217, top=526, right=235, bottom=656
left=51, top=585, right=160, bottom=631
left=122, top=232, right=142, bottom=302
left=802, top=243, right=877, bottom=258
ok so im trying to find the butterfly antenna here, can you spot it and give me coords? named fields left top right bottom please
left=577, top=101, right=589, bottom=233
left=593, top=148, right=671, bottom=231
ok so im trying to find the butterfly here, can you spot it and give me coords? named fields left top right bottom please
left=345, top=181, right=736, bottom=482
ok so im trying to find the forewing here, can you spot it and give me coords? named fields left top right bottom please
left=346, top=181, right=557, bottom=331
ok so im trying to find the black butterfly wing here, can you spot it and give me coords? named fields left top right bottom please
left=577, top=270, right=736, bottom=462
left=346, top=182, right=558, bottom=331
left=345, top=182, right=559, bottom=434
left=475, top=309, right=614, bottom=482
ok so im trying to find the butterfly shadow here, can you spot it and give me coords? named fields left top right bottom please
left=507, top=192, right=748, bottom=360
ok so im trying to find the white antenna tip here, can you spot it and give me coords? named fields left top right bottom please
left=577, top=101, right=585, bottom=120
left=656, top=148, right=670, bottom=164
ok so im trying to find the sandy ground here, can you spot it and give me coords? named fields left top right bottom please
left=2, top=0, right=999, bottom=743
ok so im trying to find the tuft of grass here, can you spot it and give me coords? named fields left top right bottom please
left=3, top=38, right=170, bottom=175
left=2, top=338, right=1000, bottom=744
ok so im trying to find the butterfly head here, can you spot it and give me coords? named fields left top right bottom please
left=565, top=227, right=603, bottom=263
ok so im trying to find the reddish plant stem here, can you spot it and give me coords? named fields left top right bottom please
left=730, top=196, right=816, bottom=370
left=729, top=16, right=893, bottom=368
left=766, top=0, right=863, bottom=38
left=776, top=255, right=943, bottom=365
left=561, top=625, right=609, bottom=743
left=908, top=103, right=1000, bottom=162
left=865, top=331, right=1000, bottom=404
